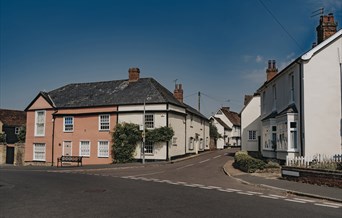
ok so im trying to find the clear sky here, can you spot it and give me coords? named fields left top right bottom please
left=1, top=0, right=341, bottom=117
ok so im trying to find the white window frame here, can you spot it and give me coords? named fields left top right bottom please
left=79, top=141, right=90, bottom=157
left=33, top=143, right=46, bottom=161
left=63, top=116, right=74, bottom=132
left=99, top=114, right=110, bottom=131
left=144, top=141, right=154, bottom=155
left=98, top=141, right=109, bottom=158
left=35, top=110, right=46, bottom=136
left=145, top=114, right=154, bottom=129
left=248, top=130, right=256, bottom=141
left=15, top=127, right=20, bottom=135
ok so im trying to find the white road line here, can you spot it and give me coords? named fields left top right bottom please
left=207, top=186, right=222, bottom=189
left=217, top=188, right=235, bottom=192
left=213, top=155, right=221, bottom=159
left=320, top=202, right=342, bottom=207
left=314, top=203, right=340, bottom=208
left=176, top=164, right=194, bottom=170
left=199, top=159, right=210, bottom=164
left=260, top=195, right=279, bottom=199
left=293, top=198, right=316, bottom=203
left=268, top=194, right=286, bottom=198
left=237, top=192, right=254, bottom=196
left=184, top=184, right=201, bottom=187
left=200, top=186, right=215, bottom=190
left=176, top=181, right=188, bottom=185
left=285, top=199, right=307, bottom=203
left=246, top=191, right=263, bottom=195
left=225, top=188, right=241, bottom=192
left=133, top=171, right=165, bottom=177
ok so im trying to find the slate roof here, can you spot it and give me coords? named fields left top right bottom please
left=212, top=117, right=232, bottom=130
left=42, top=78, right=185, bottom=108
left=184, top=103, right=208, bottom=120
left=221, top=107, right=241, bottom=126
left=0, top=109, right=26, bottom=126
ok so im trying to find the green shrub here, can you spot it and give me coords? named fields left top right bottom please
left=234, top=151, right=266, bottom=173
left=265, top=161, right=281, bottom=169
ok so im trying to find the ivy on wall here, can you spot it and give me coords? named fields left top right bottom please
left=112, top=123, right=174, bottom=163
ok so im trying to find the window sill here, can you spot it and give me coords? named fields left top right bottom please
left=99, top=130, right=110, bottom=132
left=97, top=156, right=109, bottom=158
left=32, top=160, right=46, bottom=162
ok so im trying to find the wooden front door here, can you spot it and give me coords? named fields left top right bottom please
left=63, top=141, right=72, bottom=156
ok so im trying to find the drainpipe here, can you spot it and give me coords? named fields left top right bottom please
left=51, top=112, right=56, bottom=166
left=297, top=61, right=304, bottom=156
left=166, top=104, right=169, bottom=161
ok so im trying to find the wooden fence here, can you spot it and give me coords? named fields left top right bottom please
left=286, top=154, right=342, bottom=167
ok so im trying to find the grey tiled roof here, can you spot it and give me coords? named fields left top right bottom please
left=46, top=78, right=184, bottom=108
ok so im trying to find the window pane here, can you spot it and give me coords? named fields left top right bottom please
left=145, top=114, right=154, bottom=129
left=98, top=141, right=109, bottom=157
left=34, top=143, right=46, bottom=161
left=100, top=115, right=110, bottom=130
left=290, top=131, right=297, bottom=149
left=144, top=141, right=153, bottom=154
left=80, top=141, right=90, bottom=156
left=64, top=117, right=74, bottom=131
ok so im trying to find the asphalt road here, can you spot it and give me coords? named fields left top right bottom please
left=1, top=149, right=341, bottom=218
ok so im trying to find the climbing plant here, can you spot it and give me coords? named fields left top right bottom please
left=146, top=126, right=174, bottom=143
left=17, top=125, right=26, bottom=143
left=112, top=123, right=174, bottom=163
left=112, top=123, right=141, bottom=163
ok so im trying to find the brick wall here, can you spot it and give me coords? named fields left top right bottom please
left=282, top=166, right=342, bottom=188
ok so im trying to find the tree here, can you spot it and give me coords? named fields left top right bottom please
left=209, top=122, right=221, bottom=141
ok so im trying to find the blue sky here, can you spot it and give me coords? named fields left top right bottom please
left=1, top=0, right=341, bottom=117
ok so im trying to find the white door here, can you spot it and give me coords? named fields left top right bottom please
left=63, top=141, right=72, bottom=156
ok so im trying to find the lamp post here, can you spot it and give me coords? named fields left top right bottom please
left=142, top=99, right=146, bottom=164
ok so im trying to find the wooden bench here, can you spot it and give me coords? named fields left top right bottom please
left=57, top=156, right=83, bottom=167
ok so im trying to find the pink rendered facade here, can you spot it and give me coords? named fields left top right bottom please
left=25, top=95, right=117, bottom=165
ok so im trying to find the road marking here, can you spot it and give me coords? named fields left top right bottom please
left=285, top=199, right=307, bottom=203
left=268, top=194, right=285, bottom=198
left=133, top=171, right=165, bottom=177
left=246, top=191, right=263, bottom=195
left=217, top=188, right=235, bottom=192
left=213, top=155, right=221, bottom=159
left=237, top=192, right=254, bottom=196
left=260, top=195, right=279, bottom=199
left=225, top=188, right=241, bottom=192
left=207, top=186, right=221, bottom=189
left=320, top=202, right=342, bottom=207
left=293, top=198, right=316, bottom=203
left=200, top=186, right=215, bottom=190
left=199, top=159, right=210, bottom=164
left=176, top=164, right=194, bottom=170
left=314, top=203, right=340, bottom=208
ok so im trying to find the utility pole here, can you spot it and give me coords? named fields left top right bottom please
left=198, top=92, right=201, bottom=112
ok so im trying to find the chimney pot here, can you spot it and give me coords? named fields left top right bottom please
left=173, top=83, right=184, bottom=103
left=128, top=67, right=140, bottom=82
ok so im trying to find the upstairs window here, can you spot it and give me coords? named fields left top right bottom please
left=35, top=110, right=45, bottom=136
left=99, top=114, right=110, bottom=131
left=145, top=114, right=154, bottom=129
left=63, top=116, right=74, bottom=132
left=15, top=127, right=20, bottom=135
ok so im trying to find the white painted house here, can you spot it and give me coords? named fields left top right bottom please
left=240, top=94, right=261, bottom=153
left=117, top=69, right=210, bottom=161
left=246, top=14, right=341, bottom=160
left=210, top=107, right=241, bottom=149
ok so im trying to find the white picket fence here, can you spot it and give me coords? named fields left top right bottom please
left=286, top=154, right=342, bottom=167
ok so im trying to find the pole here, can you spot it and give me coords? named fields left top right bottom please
left=142, top=99, right=146, bottom=164
left=198, top=91, right=201, bottom=112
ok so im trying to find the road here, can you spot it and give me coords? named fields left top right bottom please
left=0, top=149, right=341, bottom=217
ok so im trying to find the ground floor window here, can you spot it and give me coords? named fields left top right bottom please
left=98, top=141, right=109, bottom=157
left=248, top=130, right=256, bottom=140
left=80, top=141, right=90, bottom=157
left=144, top=141, right=154, bottom=154
left=33, top=143, right=46, bottom=161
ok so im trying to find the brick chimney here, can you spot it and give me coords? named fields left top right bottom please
left=128, top=67, right=140, bottom=82
left=173, top=84, right=183, bottom=103
left=266, top=60, right=278, bottom=81
left=316, top=13, right=337, bottom=44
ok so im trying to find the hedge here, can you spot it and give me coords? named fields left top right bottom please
left=234, top=151, right=266, bottom=173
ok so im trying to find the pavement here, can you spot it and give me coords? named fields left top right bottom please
left=223, top=159, right=342, bottom=203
